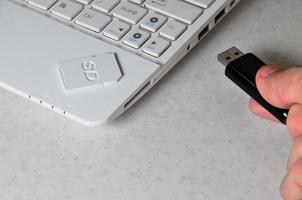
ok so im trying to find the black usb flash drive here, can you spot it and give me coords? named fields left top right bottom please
left=218, top=47, right=289, bottom=124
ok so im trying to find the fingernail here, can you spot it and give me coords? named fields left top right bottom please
left=259, top=66, right=281, bottom=78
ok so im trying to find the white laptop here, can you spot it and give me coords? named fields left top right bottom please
left=0, top=0, right=239, bottom=126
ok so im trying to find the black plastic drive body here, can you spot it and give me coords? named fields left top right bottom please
left=225, top=53, right=289, bottom=124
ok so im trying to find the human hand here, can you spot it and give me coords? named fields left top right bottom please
left=249, top=66, right=302, bottom=200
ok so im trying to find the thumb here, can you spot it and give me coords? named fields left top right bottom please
left=256, top=66, right=302, bottom=108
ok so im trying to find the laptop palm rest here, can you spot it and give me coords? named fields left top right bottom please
left=0, top=1, right=160, bottom=126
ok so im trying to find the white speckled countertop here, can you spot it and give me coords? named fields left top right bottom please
left=1, top=0, right=301, bottom=199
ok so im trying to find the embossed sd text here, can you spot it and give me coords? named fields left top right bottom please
left=82, top=61, right=99, bottom=81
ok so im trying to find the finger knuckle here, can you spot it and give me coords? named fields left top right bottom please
left=291, top=69, right=302, bottom=103
left=280, top=177, right=291, bottom=200
left=287, top=104, right=302, bottom=138
left=293, top=136, right=302, bottom=152
left=291, top=159, right=302, bottom=180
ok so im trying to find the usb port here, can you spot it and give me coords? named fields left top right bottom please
left=198, top=25, right=209, bottom=40
left=215, top=9, right=226, bottom=23
left=230, top=0, right=236, bottom=7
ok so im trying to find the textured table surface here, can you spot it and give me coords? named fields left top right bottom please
left=0, top=0, right=301, bottom=199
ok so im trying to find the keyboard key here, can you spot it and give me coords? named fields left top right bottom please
left=129, top=0, right=145, bottom=4
left=145, top=0, right=203, bottom=24
left=159, top=19, right=186, bottom=40
left=28, top=0, right=58, bottom=10
left=183, top=0, right=215, bottom=8
left=140, top=12, right=167, bottom=32
left=51, top=0, right=83, bottom=20
left=103, top=21, right=131, bottom=41
left=74, top=0, right=93, bottom=5
left=75, top=9, right=111, bottom=32
left=143, top=36, right=170, bottom=57
left=92, top=0, right=120, bottom=13
left=123, top=29, right=150, bottom=49
left=113, top=2, right=147, bottom=24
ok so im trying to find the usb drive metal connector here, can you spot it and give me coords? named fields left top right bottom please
left=218, top=47, right=244, bottom=66
left=218, top=47, right=289, bottom=124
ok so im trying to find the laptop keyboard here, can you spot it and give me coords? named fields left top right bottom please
left=21, top=0, right=216, bottom=58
